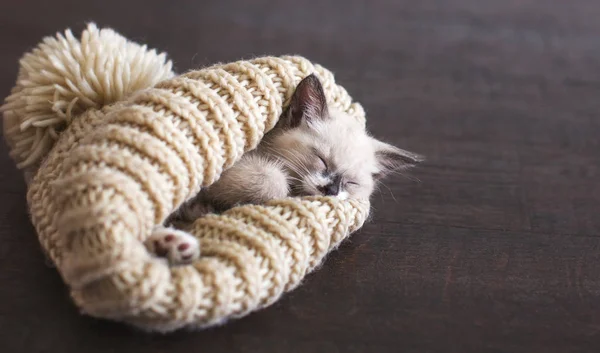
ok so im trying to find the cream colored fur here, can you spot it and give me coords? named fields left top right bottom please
left=173, top=75, right=422, bottom=226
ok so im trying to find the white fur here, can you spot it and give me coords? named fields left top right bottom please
left=260, top=108, right=380, bottom=200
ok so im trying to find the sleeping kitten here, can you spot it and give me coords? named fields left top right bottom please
left=145, top=74, right=423, bottom=264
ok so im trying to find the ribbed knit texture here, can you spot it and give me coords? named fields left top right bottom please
left=1, top=23, right=370, bottom=332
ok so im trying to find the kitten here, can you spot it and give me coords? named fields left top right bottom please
left=145, top=74, right=423, bottom=264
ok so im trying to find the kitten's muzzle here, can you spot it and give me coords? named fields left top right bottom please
left=318, top=174, right=342, bottom=196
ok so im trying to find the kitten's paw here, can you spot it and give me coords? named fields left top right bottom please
left=248, top=163, right=289, bottom=203
left=145, top=227, right=200, bottom=265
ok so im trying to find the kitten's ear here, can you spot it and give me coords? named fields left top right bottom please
left=280, top=74, right=328, bottom=128
left=373, top=139, right=424, bottom=179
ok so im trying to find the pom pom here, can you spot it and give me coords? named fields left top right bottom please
left=1, top=23, right=174, bottom=173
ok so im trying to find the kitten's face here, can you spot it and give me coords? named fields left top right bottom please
left=262, top=74, right=422, bottom=200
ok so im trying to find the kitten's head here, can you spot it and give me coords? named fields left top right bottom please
left=262, top=74, right=423, bottom=200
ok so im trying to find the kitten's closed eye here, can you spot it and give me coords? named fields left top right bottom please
left=317, top=156, right=328, bottom=172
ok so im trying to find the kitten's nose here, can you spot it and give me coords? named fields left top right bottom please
left=320, top=176, right=341, bottom=196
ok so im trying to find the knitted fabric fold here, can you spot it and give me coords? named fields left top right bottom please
left=2, top=23, right=369, bottom=332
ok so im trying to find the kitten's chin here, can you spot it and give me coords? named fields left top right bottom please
left=337, top=191, right=349, bottom=200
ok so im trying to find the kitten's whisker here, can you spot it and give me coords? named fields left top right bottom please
left=282, top=149, right=311, bottom=174
left=264, top=146, right=311, bottom=176
left=266, top=144, right=310, bottom=174
left=286, top=176, right=304, bottom=183
left=374, top=184, right=386, bottom=203
left=274, top=156, right=304, bottom=175
left=286, top=149, right=309, bottom=166
left=389, top=169, right=421, bottom=183
left=379, top=182, right=398, bottom=203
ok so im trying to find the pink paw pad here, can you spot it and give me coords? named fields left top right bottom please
left=146, top=227, right=200, bottom=265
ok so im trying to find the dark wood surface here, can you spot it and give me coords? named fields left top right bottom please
left=2, top=0, right=600, bottom=352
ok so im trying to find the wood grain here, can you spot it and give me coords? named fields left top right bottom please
left=1, top=0, right=599, bottom=352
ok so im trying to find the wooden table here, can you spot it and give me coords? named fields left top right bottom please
left=1, top=1, right=599, bottom=352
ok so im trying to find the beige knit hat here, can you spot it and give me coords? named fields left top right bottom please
left=1, top=23, right=369, bottom=332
